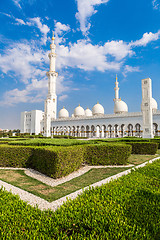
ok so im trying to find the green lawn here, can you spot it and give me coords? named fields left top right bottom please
left=0, top=167, right=130, bottom=202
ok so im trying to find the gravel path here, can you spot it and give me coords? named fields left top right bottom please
left=0, top=158, right=159, bottom=211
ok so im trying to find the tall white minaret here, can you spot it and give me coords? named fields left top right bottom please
left=141, top=78, right=153, bottom=138
left=114, top=74, right=119, bottom=101
left=44, top=32, right=58, bottom=137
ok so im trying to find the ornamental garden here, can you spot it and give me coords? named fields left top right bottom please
left=0, top=135, right=160, bottom=239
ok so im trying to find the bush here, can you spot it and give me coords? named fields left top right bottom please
left=9, top=138, right=92, bottom=147
left=0, top=145, right=84, bottom=178
left=0, top=145, right=33, bottom=167
left=30, top=145, right=84, bottom=178
left=150, top=138, right=160, bottom=149
left=83, top=143, right=132, bottom=165
left=126, top=142, right=158, bottom=155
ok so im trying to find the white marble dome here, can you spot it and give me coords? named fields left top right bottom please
left=114, top=100, right=128, bottom=114
left=74, top=105, right=85, bottom=117
left=151, top=98, right=158, bottom=111
left=58, top=107, right=69, bottom=118
left=85, top=108, right=92, bottom=117
left=92, top=102, right=104, bottom=116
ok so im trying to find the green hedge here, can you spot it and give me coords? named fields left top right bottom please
left=0, top=159, right=159, bottom=239
left=0, top=145, right=33, bottom=167
left=83, top=143, right=132, bottom=165
left=30, top=146, right=84, bottom=178
left=126, top=142, right=158, bottom=155
left=8, top=138, right=91, bottom=147
left=150, top=138, right=160, bottom=149
left=0, top=145, right=84, bottom=178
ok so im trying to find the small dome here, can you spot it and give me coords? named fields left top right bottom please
left=151, top=98, right=158, bottom=112
left=58, top=107, right=69, bottom=118
left=85, top=108, right=92, bottom=117
left=74, top=105, right=85, bottom=117
left=114, top=100, right=128, bottom=114
left=92, top=102, right=104, bottom=116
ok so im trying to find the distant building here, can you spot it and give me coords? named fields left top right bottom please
left=21, top=110, right=43, bottom=135
left=21, top=33, right=159, bottom=138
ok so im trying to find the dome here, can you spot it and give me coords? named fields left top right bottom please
left=92, top=102, right=104, bottom=116
left=151, top=98, right=158, bottom=111
left=74, top=105, right=85, bottom=117
left=114, top=100, right=128, bottom=114
left=58, top=107, right=69, bottom=118
left=85, top=108, right=92, bottom=117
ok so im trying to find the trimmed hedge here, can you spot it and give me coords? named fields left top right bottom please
left=0, top=145, right=33, bottom=167
left=0, top=145, right=84, bottom=178
left=84, top=143, right=132, bottom=165
left=150, top=138, right=160, bottom=149
left=126, top=142, right=158, bottom=155
left=30, top=145, right=84, bottom=178
left=8, top=138, right=91, bottom=147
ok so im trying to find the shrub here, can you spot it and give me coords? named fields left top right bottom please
left=30, top=145, right=84, bottom=178
left=9, top=138, right=92, bottom=147
left=0, top=145, right=84, bottom=178
left=83, top=143, right=132, bottom=165
left=150, top=138, right=160, bottom=149
left=126, top=142, right=158, bottom=155
left=0, top=145, right=33, bottom=167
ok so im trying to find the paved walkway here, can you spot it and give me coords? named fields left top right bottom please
left=0, top=158, right=159, bottom=211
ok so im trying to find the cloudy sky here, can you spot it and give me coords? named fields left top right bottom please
left=1, top=0, right=160, bottom=129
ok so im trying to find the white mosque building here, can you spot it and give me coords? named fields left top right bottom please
left=21, top=33, right=160, bottom=138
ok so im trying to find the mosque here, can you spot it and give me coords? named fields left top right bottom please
left=20, top=33, right=160, bottom=138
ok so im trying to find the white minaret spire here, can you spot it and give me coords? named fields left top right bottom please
left=114, top=74, right=119, bottom=101
left=44, top=31, right=58, bottom=137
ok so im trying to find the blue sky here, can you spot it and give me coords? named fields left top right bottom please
left=1, top=0, right=160, bottom=129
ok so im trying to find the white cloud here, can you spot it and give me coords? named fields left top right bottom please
left=0, top=75, right=70, bottom=106
left=12, top=0, right=22, bottom=9
left=104, top=40, right=134, bottom=61
left=56, top=39, right=124, bottom=72
left=0, top=42, right=47, bottom=84
left=54, top=21, right=70, bottom=36
left=59, top=94, right=68, bottom=101
left=123, top=65, right=140, bottom=77
left=15, top=18, right=25, bottom=25
left=27, top=17, right=50, bottom=45
left=75, top=0, right=110, bottom=35
left=130, top=30, right=160, bottom=47
left=54, top=21, right=70, bottom=44
left=152, top=0, right=160, bottom=9
left=14, top=17, right=50, bottom=45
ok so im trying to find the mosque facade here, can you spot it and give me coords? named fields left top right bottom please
left=21, top=34, right=160, bottom=138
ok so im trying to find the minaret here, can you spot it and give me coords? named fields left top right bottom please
left=44, top=32, right=58, bottom=137
left=114, top=74, right=120, bottom=102
left=141, top=78, right=153, bottom=138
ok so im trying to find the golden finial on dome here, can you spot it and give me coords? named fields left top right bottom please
left=52, top=31, right=55, bottom=41
left=97, top=101, right=99, bottom=104
left=63, top=106, right=64, bottom=109
left=116, top=74, right=118, bottom=82
left=79, top=104, right=80, bottom=106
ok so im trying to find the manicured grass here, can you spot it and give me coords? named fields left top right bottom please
left=0, top=159, right=159, bottom=239
left=128, top=154, right=158, bottom=165
left=0, top=167, right=130, bottom=202
left=128, top=149, right=160, bottom=165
